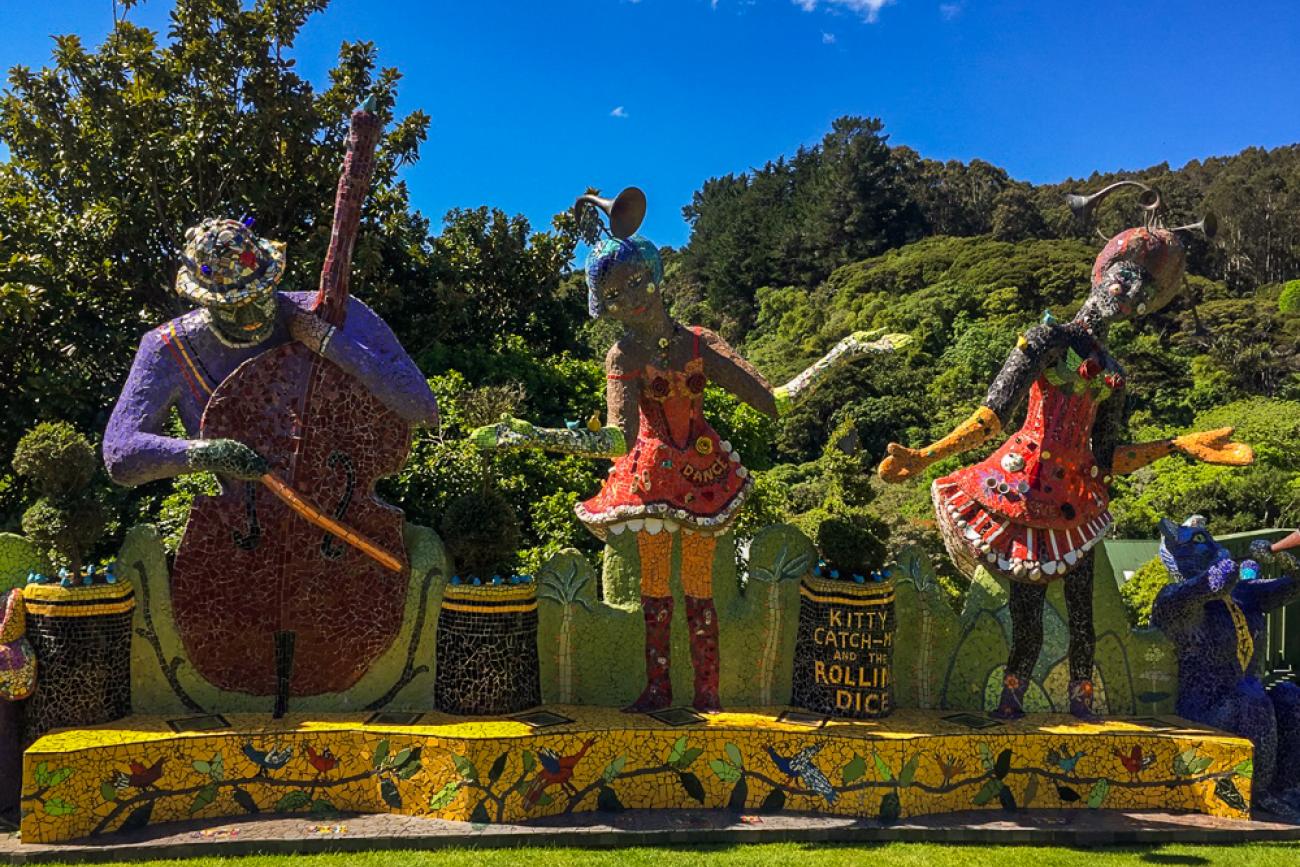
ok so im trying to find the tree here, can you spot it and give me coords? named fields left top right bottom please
left=0, top=0, right=431, bottom=525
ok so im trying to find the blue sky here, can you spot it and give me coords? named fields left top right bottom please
left=3, top=1, right=1299, bottom=247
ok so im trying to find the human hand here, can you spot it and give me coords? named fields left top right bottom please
left=878, top=442, right=930, bottom=483
left=187, top=438, right=269, bottom=480
left=1172, top=427, right=1254, bottom=466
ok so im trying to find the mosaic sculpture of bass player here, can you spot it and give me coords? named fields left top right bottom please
left=1152, top=516, right=1300, bottom=817
left=878, top=182, right=1254, bottom=721
left=474, top=187, right=909, bottom=713
left=104, top=101, right=438, bottom=714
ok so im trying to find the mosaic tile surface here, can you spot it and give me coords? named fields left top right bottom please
left=20, top=707, right=1252, bottom=843
left=434, top=583, right=540, bottom=715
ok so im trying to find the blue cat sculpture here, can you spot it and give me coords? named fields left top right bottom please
left=1151, top=517, right=1300, bottom=815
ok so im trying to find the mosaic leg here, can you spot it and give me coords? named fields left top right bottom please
left=994, top=580, right=1045, bottom=719
left=625, top=531, right=674, bottom=713
left=1063, top=557, right=1100, bottom=720
left=681, top=532, right=721, bottom=713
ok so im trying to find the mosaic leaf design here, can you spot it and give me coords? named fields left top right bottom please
left=1215, top=778, right=1248, bottom=812
left=100, top=782, right=118, bottom=803
left=451, top=752, right=479, bottom=783
left=977, top=743, right=994, bottom=772
left=972, top=779, right=1002, bottom=806
left=309, top=800, right=337, bottom=817
left=32, top=763, right=75, bottom=789
left=727, top=778, right=749, bottom=811
left=709, top=759, right=742, bottom=784
left=841, top=754, right=866, bottom=784
left=993, top=749, right=1012, bottom=780
left=189, top=784, right=218, bottom=815
left=725, top=743, right=744, bottom=770
left=1056, top=785, right=1081, bottom=803
left=872, top=752, right=893, bottom=782
left=759, top=788, right=786, bottom=813
left=469, top=801, right=491, bottom=826
left=1087, top=779, right=1110, bottom=809
left=1022, top=773, right=1039, bottom=808
left=678, top=772, right=705, bottom=804
left=522, top=751, right=537, bottom=773
left=1234, top=759, right=1254, bottom=779
left=429, top=782, right=461, bottom=810
left=372, top=740, right=390, bottom=770
left=394, top=748, right=424, bottom=780
left=43, top=798, right=77, bottom=816
left=120, top=802, right=154, bottom=831
left=275, top=791, right=311, bottom=812
left=379, top=778, right=402, bottom=810
left=1173, top=748, right=1212, bottom=777
left=998, top=785, right=1017, bottom=812
left=232, top=788, right=259, bottom=814
left=879, top=791, right=901, bottom=823
left=667, top=736, right=688, bottom=766
left=596, top=785, right=625, bottom=812
left=487, top=752, right=509, bottom=785
left=897, top=754, right=920, bottom=787
left=601, top=755, right=627, bottom=784
left=192, top=759, right=211, bottom=775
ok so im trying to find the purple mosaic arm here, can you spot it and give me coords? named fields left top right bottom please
left=1151, top=556, right=1238, bottom=631
left=1237, top=573, right=1300, bottom=614
left=103, top=329, right=194, bottom=486
left=316, top=297, right=438, bottom=426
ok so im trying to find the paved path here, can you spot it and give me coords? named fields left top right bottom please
left=2, top=808, right=1299, bottom=864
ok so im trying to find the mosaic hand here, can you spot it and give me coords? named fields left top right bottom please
left=186, top=438, right=270, bottom=480
left=1172, top=427, right=1254, bottom=466
left=878, top=442, right=930, bottom=483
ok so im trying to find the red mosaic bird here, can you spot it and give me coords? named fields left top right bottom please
left=523, top=738, right=597, bottom=808
left=306, top=745, right=339, bottom=775
left=1113, top=745, right=1155, bottom=780
left=111, top=757, right=166, bottom=791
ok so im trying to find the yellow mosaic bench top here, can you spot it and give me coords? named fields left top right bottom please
left=21, top=707, right=1254, bottom=844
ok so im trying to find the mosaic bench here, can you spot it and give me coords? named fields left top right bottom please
left=20, top=707, right=1253, bottom=843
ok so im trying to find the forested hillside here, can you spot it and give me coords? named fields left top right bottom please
left=1, top=1, right=1296, bottom=583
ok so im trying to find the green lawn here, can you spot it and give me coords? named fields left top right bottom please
left=39, top=843, right=1300, bottom=867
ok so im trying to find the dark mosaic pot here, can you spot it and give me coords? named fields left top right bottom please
left=22, top=582, right=134, bottom=740
left=434, top=581, right=540, bottom=716
left=791, top=575, right=895, bottom=719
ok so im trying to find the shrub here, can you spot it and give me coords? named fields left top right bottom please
left=1119, top=557, right=1173, bottom=628
left=1280, top=279, right=1300, bottom=314
left=12, top=423, right=108, bottom=577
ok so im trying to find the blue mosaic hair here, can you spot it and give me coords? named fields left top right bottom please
left=585, top=235, right=662, bottom=318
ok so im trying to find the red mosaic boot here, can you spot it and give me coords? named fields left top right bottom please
left=624, top=596, right=673, bottom=713
left=685, top=596, right=721, bottom=713
left=1068, top=679, right=1101, bottom=722
left=990, top=672, right=1029, bottom=720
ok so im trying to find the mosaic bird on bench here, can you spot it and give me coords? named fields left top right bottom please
left=524, top=738, right=597, bottom=808
left=111, top=757, right=166, bottom=792
left=242, top=743, right=293, bottom=776
left=1113, top=745, right=1155, bottom=781
left=766, top=744, right=837, bottom=805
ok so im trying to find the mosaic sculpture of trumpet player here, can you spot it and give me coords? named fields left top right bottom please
left=473, top=187, right=910, bottom=713
left=878, top=182, right=1255, bottom=722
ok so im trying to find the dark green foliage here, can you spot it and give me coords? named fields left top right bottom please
left=12, top=422, right=108, bottom=576
left=439, top=487, right=521, bottom=580
left=790, top=420, right=889, bottom=577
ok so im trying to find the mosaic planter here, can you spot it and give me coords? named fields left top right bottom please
left=23, top=581, right=135, bottom=740
left=434, top=581, right=540, bottom=715
left=792, top=575, right=895, bottom=719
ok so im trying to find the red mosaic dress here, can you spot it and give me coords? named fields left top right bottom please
left=933, top=343, right=1125, bottom=583
left=576, top=329, right=750, bottom=537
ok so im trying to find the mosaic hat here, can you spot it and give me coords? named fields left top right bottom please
left=175, top=217, right=286, bottom=308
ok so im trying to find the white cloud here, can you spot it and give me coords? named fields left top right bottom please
left=793, top=0, right=893, bottom=23
left=940, top=2, right=962, bottom=20
left=610, top=106, right=629, bottom=118
left=822, top=31, right=837, bottom=44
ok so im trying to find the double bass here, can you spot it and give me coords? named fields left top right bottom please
left=170, top=101, right=412, bottom=715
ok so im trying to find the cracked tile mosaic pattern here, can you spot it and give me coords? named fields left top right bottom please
left=19, top=707, right=1253, bottom=843
left=433, top=583, right=540, bottom=715
left=792, top=576, right=894, bottom=719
